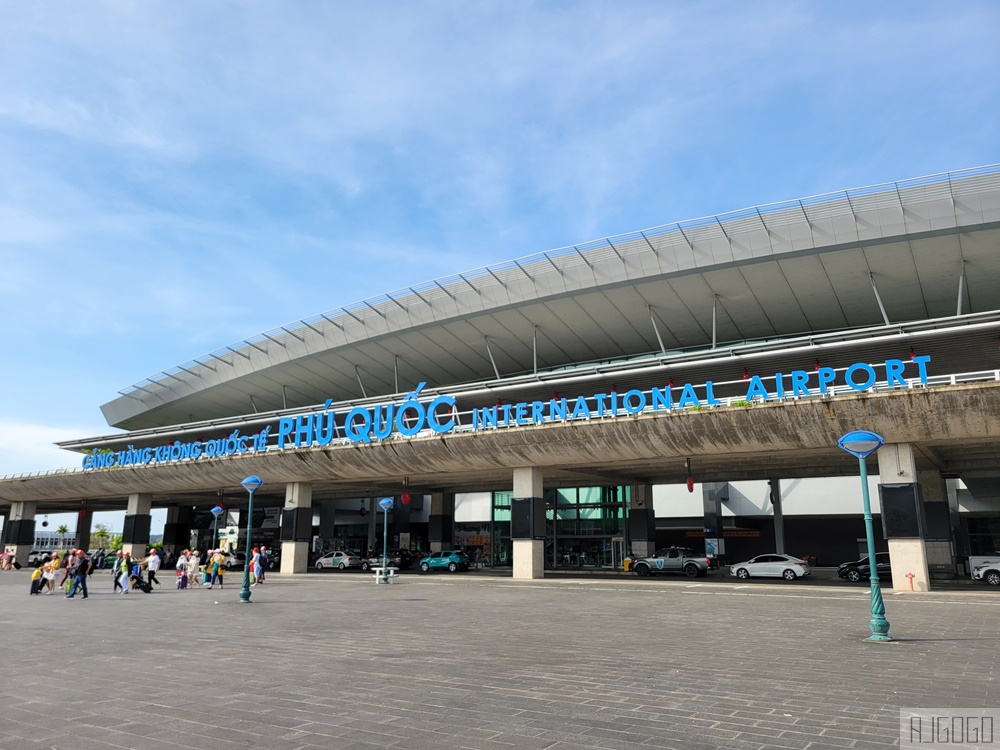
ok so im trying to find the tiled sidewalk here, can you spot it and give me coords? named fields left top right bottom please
left=0, top=571, right=997, bottom=749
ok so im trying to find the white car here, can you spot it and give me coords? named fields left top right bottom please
left=972, top=561, right=1000, bottom=587
left=314, top=551, right=362, bottom=570
left=731, top=554, right=811, bottom=581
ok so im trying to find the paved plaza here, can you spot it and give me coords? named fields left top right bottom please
left=0, top=570, right=997, bottom=750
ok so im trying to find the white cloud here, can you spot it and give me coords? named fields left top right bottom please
left=0, top=421, right=105, bottom=475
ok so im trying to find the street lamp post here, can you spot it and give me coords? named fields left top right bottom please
left=210, top=504, right=225, bottom=550
left=378, top=497, right=394, bottom=571
left=239, top=475, right=263, bottom=604
left=837, top=430, right=891, bottom=642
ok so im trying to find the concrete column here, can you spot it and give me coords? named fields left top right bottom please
left=317, top=500, right=337, bottom=544
left=769, top=478, right=785, bottom=555
left=75, top=508, right=93, bottom=552
left=122, top=494, right=152, bottom=557
left=877, top=443, right=930, bottom=592
left=628, top=484, right=656, bottom=557
left=2, top=501, right=36, bottom=567
left=428, top=492, right=454, bottom=553
left=512, top=467, right=544, bottom=580
left=367, top=498, right=377, bottom=553
left=394, top=496, right=411, bottom=550
left=916, top=469, right=956, bottom=579
left=162, top=506, right=193, bottom=556
left=281, top=482, right=312, bottom=574
left=702, top=482, right=727, bottom=561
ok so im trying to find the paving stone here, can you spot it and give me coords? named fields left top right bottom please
left=1, top=571, right=998, bottom=750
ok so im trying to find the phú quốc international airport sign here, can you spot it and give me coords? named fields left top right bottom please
left=82, top=355, right=931, bottom=469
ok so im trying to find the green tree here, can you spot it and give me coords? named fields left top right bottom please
left=93, top=523, right=112, bottom=550
left=56, top=524, right=70, bottom=549
left=110, top=534, right=123, bottom=551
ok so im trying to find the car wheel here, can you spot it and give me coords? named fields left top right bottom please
left=634, top=564, right=649, bottom=577
left=448, top=562, right=458, bottom=572
left=338, top=562, right=346, bottom=570
left=847, top=569, right=862, bottom=582
left=782, top=569, right=797, bottom=581
left=420, top=562, right=430, bottom=573
left=315, top=562, right=323, bottom=570
left=684, top=564, right=699, bottom=578
left=361, top=561, right=370, bottom=571
left=986, top=570, right=1000, bottom=587
left=735, top=568, right=749, bottom=579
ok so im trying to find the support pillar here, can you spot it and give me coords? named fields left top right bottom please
left=280, top=482, right=312, bottom=574
left=428, top=492, right=454, bottom=553
left=367, top=498, right=377, bottom=554
left=2, top=501, right=36, bottom=567
left=877, top=444, right=930, bottom=592
left=162, top=506, right=193, bottom=556
left=769, top=478, right=785, bottom=555
left=916, top=469, right=956, bottom=579
left=394, top=496, right=411, bottom=551
left=702, top=482, right=727, bottom=562
left=75, top=507, right=93, bottom=552
left=628, top=484, right=656, bottom=558
left=122, top=494, right=152, bottom=557
left=512, top=467, right=544, bottom=580
left=317, top=501, right=337, bottom=546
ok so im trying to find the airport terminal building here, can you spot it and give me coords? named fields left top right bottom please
left=3, top=166, right=1000, bottom=590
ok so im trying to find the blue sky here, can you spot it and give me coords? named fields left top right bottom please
left=0, top=1, right=998, bottom=493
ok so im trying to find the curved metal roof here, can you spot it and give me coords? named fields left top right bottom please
left=101, top=165, right=1000, bottom=430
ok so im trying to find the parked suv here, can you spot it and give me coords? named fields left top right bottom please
left=360, top=549, right=413, bottom=571
left=631, top=547, right=710, bottom=578
left=419, top=550, right=470, bottom=573
left=973, top=560, right=1000, bottom=587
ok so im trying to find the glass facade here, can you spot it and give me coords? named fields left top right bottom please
left=967, top=516, right=1000, bottom=555
left=490, top=486, right=630, bottom=569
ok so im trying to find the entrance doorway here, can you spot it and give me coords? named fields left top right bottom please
left=491, top=486, right=630, bottom=569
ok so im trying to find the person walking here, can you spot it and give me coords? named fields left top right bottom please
left=186, top=549, right=201, bottom=588
left=58, top=550, right=76, bottom=590
left=258, top=546, right=269, bottom=584
left=41, top=554, right=59, bottom=595
left=112, top=550, right=123, bottom=591
left=145, top=548, right=162, bottom=589
left=250, top=547, right=261, bottom=586
left=118, top=550, right=132, bottom=594
left=66, top=550, right=91, bottom=599
left=207, top=549, right=225, bottom=589
left=175, top=549, right=189, bottom=589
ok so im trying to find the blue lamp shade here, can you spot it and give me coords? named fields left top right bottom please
left=241, top=475, right=264, bottom=493
left=837, top=430, right=885, bottom=459
left=378, top=497, right=394, bottom=511
left=210, top=505, right=225, bottom=518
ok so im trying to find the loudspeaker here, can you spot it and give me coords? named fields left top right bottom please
left=511, top=497, right=546, bottom=540
left=280, top=508, right=312, bottom=542
left=878, top=483, right=925, bottom=539
left=3, top=519, right=35, bottom=546
left=122, top=514, right=151, bottom=544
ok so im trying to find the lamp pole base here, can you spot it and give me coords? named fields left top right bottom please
left=867, top=581, right=891, bottom=641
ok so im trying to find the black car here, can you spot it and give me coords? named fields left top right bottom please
left=838, top=552, right=891, bottom=582
left=360, top=549, right=414, bottom=571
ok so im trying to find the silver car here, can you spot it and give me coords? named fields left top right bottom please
left=314, top=550, right=362, bottom=570
left=731, top=554, right=811, bottom=581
